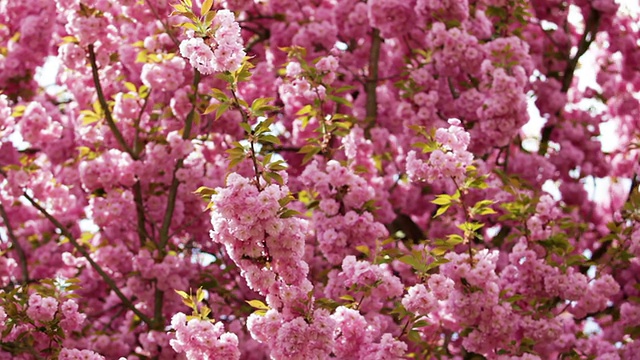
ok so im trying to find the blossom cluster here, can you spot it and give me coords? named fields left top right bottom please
left=406, top=119, right=473, bottom=182
left=170, top=312, right=241, bottom=359
left=0, top=0, right=639, bottom=359
left=179, top=10, right=245, bottom=74
left=210, top=173, right=309, bottom=294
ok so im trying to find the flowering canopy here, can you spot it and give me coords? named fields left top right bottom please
left=1, top=0, right=640, bottom=359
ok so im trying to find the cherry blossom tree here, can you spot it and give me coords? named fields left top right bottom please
left=1, top=0, right=639, bottom=359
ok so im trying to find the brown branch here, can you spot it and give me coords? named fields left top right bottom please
left=132, top=90, right=153, bottom=247
left=153, top=279, right=164, bottom=330
left=87, top=44, right=136, bottom=157
left=133, top=90, right=151, bottom=158
left=154, top=70, right=201, bottom=329
left=159, top=70, right=201, bottom=249
left=581, top=171, right=640, bottom=273
left=90, top=45, right=153, bottom=250
left=538, top=9, right=601, bottom=156
left=0, top=203, right=29, bottom=284
left=22, top=192, right=153, bottom=327
left=133, top=181, right=152, bottom=247
left=364, top=28, right=381, bottom=135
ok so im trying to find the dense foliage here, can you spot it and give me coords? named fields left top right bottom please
left=1, top=0, right=639, bottom=359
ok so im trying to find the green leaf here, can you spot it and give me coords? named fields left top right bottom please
left=11, top=104, right=26, bottom=117
left=407, top=330, right=421, bottom=343
left=194, top=186, right=217, bottom=196
left=264, top=171, right=284, bottom=185
left=250, top=97, right=275, bottom=115
left=196, top=287, right=205, bottom=303
left=279, top=209, right=300, bottom=218
left=506, top=294, right=524, bottom=303
left=81, top=114, right=99, bottom=126
left=458, top=222, right=484, bottom=233
left=171, top=4, right=187, bottom=13
left=296, top=104, right=313, bottom=116
left=431, top=195, right=451, bottom=206
left=255, top=117, right=274, bottom=135
left=204, top=10, right=216, bottom=25
left=398, top=254, right=425, bottom=271
left=210, top=88, right=228, bottom=102
left=433, top=204, right=450, bottom=218
left=135, top=50, right=148, bottom=63
left=268, top=160, right=287, bottom=171
left=177, top=22, right=198, bottom=31
left=239, top=122, right=252, bottom=134
left=201, top=0, right=213, bottom=16
left=138, top=85, right=150, bottom=98
left=226, top=146, right=246, bottom=156
left=355, top=245, right=370, bottom=257
left=413, top=141, right=439, bottom=153
left=477, top=208, right=497, bottom=215
left=124, top=82, right=137, bottom=93
left=431, top=247, right=449, bottom=256
left=412, top=320, right=430, bottom=328
left=215, top=103, right=229, bottom=120
left=174, top=290, right=189, bottom=300
left=340, top=295, right=355, bottom=302
left=327, top=95, right=352, bottom=107
left=203, top=103, right=219, bottom=115
left=278, top=194, right=294, bottom=207
left=246, top=299, right=269, bottom=310
left=445, top=234, right=464, bottom=246
left=334, top=85, right=355, bottom=93
left=259, top=134, right=281, bottom=145
left=299, top=144, right=321, bottom=164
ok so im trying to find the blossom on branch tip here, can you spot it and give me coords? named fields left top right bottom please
left=179, top=10, right=245, bottom=74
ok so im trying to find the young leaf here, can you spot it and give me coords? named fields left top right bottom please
left=201, top=0, right=213, bottom=16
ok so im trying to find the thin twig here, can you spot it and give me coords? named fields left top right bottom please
left=133, top=90, right=151, bottom=157
left=452, top=178, right=475, bottom=265
left=230, top=87, right=263, bottom=191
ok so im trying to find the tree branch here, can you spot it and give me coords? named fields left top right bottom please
left=90, top=45, right=154, bottom=250
left=154, top=70, right=201, bottom=329
left=133, top=181, right=152, bottom=247
left=159, top=70, right=201, bottom=250
left=538, top=9, right=601, bottom=156
left=364, top=28, right=381, bottom=135
left=0, top=203, right=29, bottom=284
left=581, top=171, right=640, bottom=273
left=132, top=91, right=153, bottom=247
left=22, top=192, right=153, bottom=327
left=87, top=44, right=136, bottom=158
